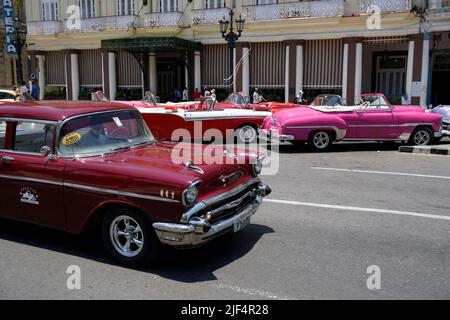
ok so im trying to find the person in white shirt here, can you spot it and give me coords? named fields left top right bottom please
left=253, top=88, right=264, bottom=104
left=19, top=81, right=29, bottom=95
left=182, top=87, right=189, bottom=101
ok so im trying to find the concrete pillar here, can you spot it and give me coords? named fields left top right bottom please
left=406, top=40, right=415, bottom=104
left=242, top=46, right=250, bottom=96
left=342, top=43, right=349, bottom=102
left=185, top=53, right=189, bottom=92
left=284, top=40, right=303, bottom=103
left=420, top=35, right=430, bottom=108
left=284, top=45, right=290, bottom=103
left=354, top=42, right=363, bottom=105
left=37, top=54, right=45, bottom=100
left=149, top=52, right=157, bottom=94
left=194, top=51, right=201, bottom=91
left=409, top=34, right=424, bottom=106
left=343, top=37, right=364, bottom=105
left=109, top=52, right=117, bottom=100
left=71, top=53, right=79, bottom=100
left=296, top=43, right=304, bottom=98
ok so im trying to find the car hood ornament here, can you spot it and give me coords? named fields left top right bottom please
left=185, top=161, right=204, bottom=174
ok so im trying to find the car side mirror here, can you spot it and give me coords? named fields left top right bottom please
left=40, top=146, right=57, bottom=160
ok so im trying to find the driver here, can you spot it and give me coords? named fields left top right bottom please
left=78, top=118, right=108, bottom=148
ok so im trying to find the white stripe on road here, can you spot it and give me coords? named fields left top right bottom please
left=216, top=284, right=292, bottom=300
left=265, top=199, right=450, bottom=221
left=311, top=167, right=450, bottom=180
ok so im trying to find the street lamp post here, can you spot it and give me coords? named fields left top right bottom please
left=8, top=17, right=27, bottom=85
left=219, top=9, right=245, bottom=92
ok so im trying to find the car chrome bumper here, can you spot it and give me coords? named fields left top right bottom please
left=152, top=182, right=271, bottom=247
left=441, top=130, right=450, bottom=136
left=435, top=131, right=443, bottom=138
left=259, top=128, right=294, bottom=141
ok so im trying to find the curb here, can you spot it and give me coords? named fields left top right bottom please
left=399, top=146, right=450, bottom=155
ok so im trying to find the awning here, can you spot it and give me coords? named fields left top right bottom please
left=101, top=37, right=202, bottom=52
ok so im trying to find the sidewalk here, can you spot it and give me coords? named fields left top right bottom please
left=399, top=137, right=450, bottom=155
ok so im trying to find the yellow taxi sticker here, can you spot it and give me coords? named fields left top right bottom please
left=63, top=132, right=81, bottom=145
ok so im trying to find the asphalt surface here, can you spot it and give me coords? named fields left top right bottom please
left=1, top=141, right=449, bottom=300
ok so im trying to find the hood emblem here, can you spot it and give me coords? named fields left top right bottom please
left=185, top=161, right=204, bottom=174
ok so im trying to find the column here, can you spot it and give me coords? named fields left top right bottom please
left=71, top=53, right=79, bottom=100
left=37, top=54, right=45, bottom=100
left=242, top=45, right=250, bottom=96
left=194, top=51, right=201, bottom=91
left=343, top=37, right=363, bottom=105
left=235, top=42, right=249, bottom=95
left=102, top=49, right=110, bottom=99
left=342, top=43, right=349, bottom=102
left=185, top=53, right=189, bottom=92
left=284, top=45, right=289, bottom=103
left=409, top=34, right=424, bottom=106
left=149, top=52, right=157, bottom=94
left=405, top=40, right=414, bottom=104
left=354, top=42, right=363, bottom=104
left=296, top=41, right=304, bottom=98
left=420, top=34, right=430, bottom=108
left=109, top=52, right=117, bottom=100
left=284, top=40, right=304, bottom=103
left=65, top=51, right=73, bottom=100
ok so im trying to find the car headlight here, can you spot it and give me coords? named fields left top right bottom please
left=443, top=118, right=449, bottom=124
left=182, top=181, right=201, bottom=207
left=252, top=156, right=265, bottom=176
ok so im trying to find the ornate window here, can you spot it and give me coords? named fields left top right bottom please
left=79, top=0, right=95, bottom=18
left=160, top=0, right=178, bottom=12
left=205, top=0, right=226, bottom=9
left=116, top=0, right=136, bottom=15
left=42, top=0, right=59, bottom=21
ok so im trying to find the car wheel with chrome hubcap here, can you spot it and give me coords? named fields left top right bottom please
left=235, top=125, right=257, bottom=144
left=308, top=131, right=332, bottom=152
left=102, top=208, right=161, bottom=267
left=409, top=127, right=433, bottom=146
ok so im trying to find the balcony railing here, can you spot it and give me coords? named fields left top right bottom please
left=28, top=20, right=63, bottom=35
left=192, top=7, right=231, bottom=25
left=64, top=15, right=139, bottom=33
left=143, top=11, right=183, bottom=27
left=360, top=0, right=411, bottom=15
left=242, top=0, right=344, bottom=22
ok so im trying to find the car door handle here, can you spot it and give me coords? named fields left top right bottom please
left=1, top=156, right=15, bottom=163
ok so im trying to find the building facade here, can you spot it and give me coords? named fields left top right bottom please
left=23, top=0, right=450, bottom=106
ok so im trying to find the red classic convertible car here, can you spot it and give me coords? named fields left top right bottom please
left=262, top=93, right=443, bottom=151
left=0, top=101, right=271, bottom=266
left=138, top=98, right=271, bottom=143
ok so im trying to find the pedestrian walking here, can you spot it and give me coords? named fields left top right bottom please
left=182, top=87, right=189, bottom=101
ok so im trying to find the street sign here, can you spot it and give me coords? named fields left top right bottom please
left=2, top=0, right=16, bottom=55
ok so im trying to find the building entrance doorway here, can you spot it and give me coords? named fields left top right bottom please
left=374, top=54, right=407, bottom=104
left=157, top=57, right=186, bottom=102
left=431, top=52, right=450, bottom=105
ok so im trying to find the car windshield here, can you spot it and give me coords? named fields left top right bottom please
left=310, top=95, right=343, bottom=107
left=224, top=93, right=246, bottom=106
left=58, top=109, right=156, bottom=157
left=361, top=95, right=390, bottom=109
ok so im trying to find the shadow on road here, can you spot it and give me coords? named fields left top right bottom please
left=276, top=141, right=402, bottom=154
left=0, top=217, right=274, bottom=283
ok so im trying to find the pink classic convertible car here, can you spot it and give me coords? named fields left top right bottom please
left=262, top=93, right=443, bottom=152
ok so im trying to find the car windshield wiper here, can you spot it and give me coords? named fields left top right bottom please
left=102, top=145, right=132, bottom=156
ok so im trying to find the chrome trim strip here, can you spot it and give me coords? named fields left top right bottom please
left=0, top=174, right=180, bottom=203
left=63, top=183, right=180, bottom=203
left=0, top=174, right=63, bottom=186
left=0, top=117, right=59, bottom=126
left=285, top=125, right=342, bottom=131
left=180, top=177, right=261, bottom=223
left=348, top=123, right=435, bottom=128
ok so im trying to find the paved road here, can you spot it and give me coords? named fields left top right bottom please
left=1, top=142, right=449, bottom=299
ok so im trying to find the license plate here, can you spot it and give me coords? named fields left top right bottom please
left=233, top=214, right=251, bottom=233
